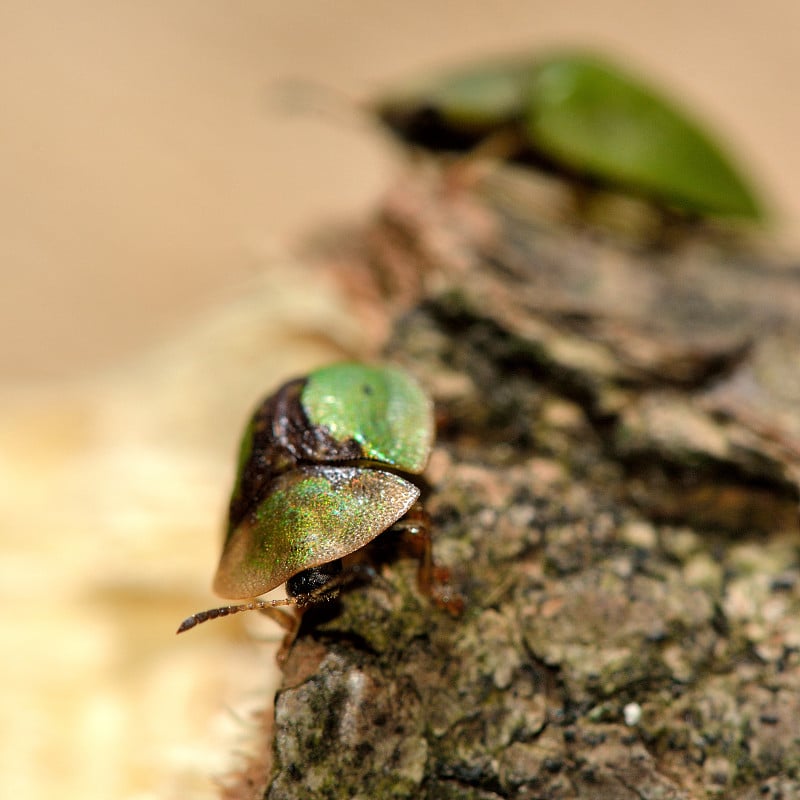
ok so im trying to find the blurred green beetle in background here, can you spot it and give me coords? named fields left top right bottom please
left=373, top=51, right=765, bottom=221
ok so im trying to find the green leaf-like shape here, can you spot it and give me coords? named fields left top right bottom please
left=374, top=51, right=765, bottom=220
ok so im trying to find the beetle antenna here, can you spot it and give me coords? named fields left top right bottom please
left=176, top=597, right=297, bottom=634
left=266, top=78, right=365, bottom=131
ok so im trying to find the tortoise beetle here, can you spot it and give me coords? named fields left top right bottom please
left=373, top=50, right=764, bottom=221
left=177, top=362, right=454, bottom=635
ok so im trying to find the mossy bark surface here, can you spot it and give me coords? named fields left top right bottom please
left=253, top=166, right=800, bottom=799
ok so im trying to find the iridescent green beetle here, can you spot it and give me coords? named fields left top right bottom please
left=374, top=51, right=764, bottom=220
left=177, top=363, right=440, bottom=634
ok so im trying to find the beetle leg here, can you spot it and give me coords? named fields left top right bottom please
left=256, top=605, right=298, bottom=633
left=391, top=504, right=434, bottom=592
left=391, top=504, right=465, bottom=616
left=444, top=125, right=527, bottom=192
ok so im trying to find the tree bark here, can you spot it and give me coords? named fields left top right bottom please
left=232, top=165, right=800, bottom=799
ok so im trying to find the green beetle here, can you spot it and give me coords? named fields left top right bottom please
left=374, top=51, right=764, bottom=220
left=177, top=362, right=436, bottom=633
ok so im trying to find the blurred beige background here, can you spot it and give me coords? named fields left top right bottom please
left=2, top=0, right=799, bottom=381
left=2, top=3, right=799, bottom=800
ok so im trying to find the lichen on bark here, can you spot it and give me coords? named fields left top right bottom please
left=244, top=164, right=800, bottom=799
